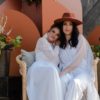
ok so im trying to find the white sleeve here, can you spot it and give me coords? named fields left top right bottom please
left=35, top=37, right=55, bottom=61
left=35, top=38, right=46, bottom=61
left=35, top=38, right=43, bottom=52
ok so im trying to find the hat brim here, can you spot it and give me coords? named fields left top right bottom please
left=54, top=18, right=82, bottom=25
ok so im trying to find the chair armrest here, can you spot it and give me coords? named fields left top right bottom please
left=16, top=55, right=28, bottom=100
left=93, top=57, right=100, bottom=91
left=94, top=58, right=100, bottom=65
left=16, top=55, right=27, bottom=76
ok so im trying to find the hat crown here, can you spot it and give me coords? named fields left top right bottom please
left=54, top=12, right=82, bottom=25
left=62, top=13, right=75, bottom=18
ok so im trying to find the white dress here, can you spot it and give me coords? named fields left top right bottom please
left=27, top=33, right=62, bottom=100
left=59, top=34, right=100, bottom=100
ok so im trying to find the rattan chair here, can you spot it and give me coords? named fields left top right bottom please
left=16, top=55, right=99, bottom=100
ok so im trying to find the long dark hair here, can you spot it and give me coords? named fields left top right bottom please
left=59, top=22, right=79, bottom=49
left=48, top=23, right=62, bottom=40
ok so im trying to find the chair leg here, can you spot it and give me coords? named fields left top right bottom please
left=22, top=75, right=27, bottom=100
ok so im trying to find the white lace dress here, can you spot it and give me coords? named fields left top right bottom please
left=27, top=34, right=62, bottom=100
left=59, top=34, right=100, bottom=100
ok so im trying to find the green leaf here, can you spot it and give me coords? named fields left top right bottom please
left=0, top=41, right=6, bottom=49
left=16, top=36, right=22, bottom=40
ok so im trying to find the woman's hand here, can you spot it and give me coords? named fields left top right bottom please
left=59, top=68, right=69, bottom=77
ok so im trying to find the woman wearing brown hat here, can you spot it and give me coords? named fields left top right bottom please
left=55, top=12, right=100, bottom=100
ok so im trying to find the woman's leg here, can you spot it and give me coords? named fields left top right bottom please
left=64, top=73, right=89, bottom=100
left=27, top=65, right=62, bottom=100
left=86, top=80, right=100, bottom=100
left=60, top=73, right=73, bottom=100
left=64, top=72, right=100, bottom=100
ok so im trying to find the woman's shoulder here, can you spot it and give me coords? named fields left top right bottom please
left=37, top=33, right=47, bottom=43
left=78, top=34, right=86, bottom=41
left=78, top=33, right=84, bottom=39
left=37, top=33, right=50, bottom=47
left=36, top=37, right=46, bottom=47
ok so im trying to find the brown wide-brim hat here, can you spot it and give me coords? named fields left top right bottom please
left=54, top=12, right=82, bottom=25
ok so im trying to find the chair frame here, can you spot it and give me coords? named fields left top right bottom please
left=16, top=55, right=27, bottom=100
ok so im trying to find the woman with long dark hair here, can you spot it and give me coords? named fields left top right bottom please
left=27, top=23, right=63, bottom=100
left=54, top=12, right=100, bottom=100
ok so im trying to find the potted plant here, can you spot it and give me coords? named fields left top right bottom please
left=91, top=45, right=100, bottom=59
left=91, top=45, right=100, bottom=90
left=0, top=15, right=22, bottom=76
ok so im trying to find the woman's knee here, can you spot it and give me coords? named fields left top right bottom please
left=75, top=74, right=89, bottom=85
left=72, top=77, right=88, bottom=91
